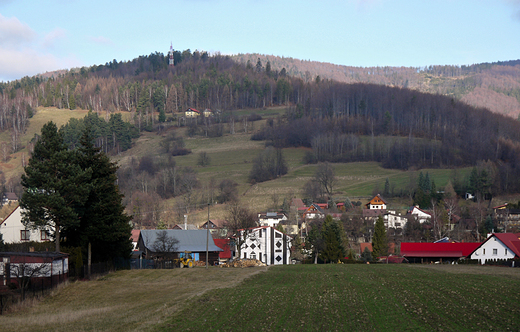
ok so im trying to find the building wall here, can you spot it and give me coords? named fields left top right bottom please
left=0, top=207, right=49, bottom=243
left=470, top=236, right=516, bottom=264
left=240, top=227, right=292, bottom=265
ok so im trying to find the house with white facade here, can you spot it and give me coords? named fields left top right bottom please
left=238, top=226, right=292, bottom=265
left=366, top=194, right=387, bottom=210
left=0, top=206, right=51, bottom=243
left=409, top=206, right=432, bottom=223
left=469, top=233, right=520, bottom=264
left=383, top=211, right=408, bottom=230
left=258, top=212, right=287, bottom=227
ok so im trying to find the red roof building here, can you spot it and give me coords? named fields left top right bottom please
left=213, top=238, right=232, bottom=261
left=469, top=233, right=520, bottom=264
left=401, top=242, right=481, bottom=263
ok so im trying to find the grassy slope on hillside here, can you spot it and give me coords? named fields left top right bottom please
left=0, top=107, right=88, bottom=180
left=161, top=264, right=520, bottom=332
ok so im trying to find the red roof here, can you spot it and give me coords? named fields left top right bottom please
left=401, top=242, right=481, bottom=258
left=131, top=229, right=140, bottom=242
left=360, top=243, right=372, bottom=252
left=488, top=233, right=520, bottom=258
left=213, top=239, right=232, bottom=259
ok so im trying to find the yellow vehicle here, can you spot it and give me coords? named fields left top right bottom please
left=176, top=251, right=193, bottom=268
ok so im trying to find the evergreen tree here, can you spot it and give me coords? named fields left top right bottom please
left=20, top=122, right=92, bottom=252
left=65, top=126, right=133, bottom=262
left=320, top=215, right=347, bottom=263
left=372, top=215, right=387, bottom=259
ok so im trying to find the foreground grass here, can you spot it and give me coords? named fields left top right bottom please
left=0, top=267, right=267, bottom=332
left=160, top=264, right=520, bottom=332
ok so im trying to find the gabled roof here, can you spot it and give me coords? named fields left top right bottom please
left=367, top=194, right=387, bottom=206
left=186, top=107, right=200, bottom=113
left=362, top=209, right=386, bottom=218
left=173, top=224, right=198, bottom=230
left=0, top=205, right=20, bottom=226
left=401, top=242, right=481, bottom=258
left=3, top=192, right=18, bottom=201
left=360, top=243, right=372, bottom=252
left=200, top=219, right=227, bottom=228
left=131, top=229, right=140, bottom=242
left=213, top=239, right=232, bottom=259
left=408, top=206, right=432, bottom=217
left=139, top=230, right=222, bottom=253
left=473, top=233, right=520, bottom=258
left=290, top=198, right=305, bottom=209
left=303, top=203, right=325, bottom=215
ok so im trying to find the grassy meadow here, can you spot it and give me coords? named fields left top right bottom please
left=1, top=106, right=475, bottom=222
left=1, top=264, right=519, bottom=331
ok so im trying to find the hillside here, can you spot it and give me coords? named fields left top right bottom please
left=2, top=50, right=520, bottom=231
left=232, top=54, right=520, bottom=118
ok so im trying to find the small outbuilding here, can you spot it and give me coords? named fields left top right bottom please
left=0, top=251, right=68, bottom=288
left=401, top=242, right=481, bottom=263
left=137, top=229, right=222, bottom=263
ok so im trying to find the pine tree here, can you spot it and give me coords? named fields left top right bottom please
left=372, top=215, right=387, bottom=259
left=20, top=122, right=92, bottom=252
left=320, top=215, right=347, bottom=263
left=66, top=126, right=133, bottom=262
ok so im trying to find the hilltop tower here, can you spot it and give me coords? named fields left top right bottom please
left=169, top=43, right=174, bottom=66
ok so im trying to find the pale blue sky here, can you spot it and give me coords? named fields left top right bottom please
left=1, top=0, right=519, bottom=82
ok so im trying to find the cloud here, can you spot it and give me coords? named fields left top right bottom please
left=0, top=13, right=36, bottom=47
left=0, top=14, right=79, bottom=81
left=88, top=35, right=113, bottom=46
left=42, top=27, right=67, bottom=49
left=0, top=47, right=81, bottom=82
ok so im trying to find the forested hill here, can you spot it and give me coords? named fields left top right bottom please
left=2, top=50, right=520, bottom=194
left=232, top=54, right=520, bottom=119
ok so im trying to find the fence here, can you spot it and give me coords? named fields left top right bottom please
left=0, top=272, right=66, bottom=315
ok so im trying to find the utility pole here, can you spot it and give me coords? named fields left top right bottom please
left=206, top=203, right=210, bottom=268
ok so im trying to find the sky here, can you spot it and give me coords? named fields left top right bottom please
left=1, top=0, right=519, bottom=82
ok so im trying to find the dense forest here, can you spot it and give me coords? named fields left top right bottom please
left=2, top=50, right=520, bottom=199
left=233, top=54, right=520, bottom=118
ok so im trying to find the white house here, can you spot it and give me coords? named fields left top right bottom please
left=383, top=211, right=408, bottom=230
left=258, top=212, right=288, bottom=227
left=0, top=206, right=51, bottom=243
left=238, top=226, right=292, bottom=265
left=366, top=194, right=387, bottom=210
left=469, top=233, right=520, bottom=264
left=409, top=206, right=432, bottom=223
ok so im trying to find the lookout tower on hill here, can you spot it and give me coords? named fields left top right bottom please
left=169, top=43, right=174, bottom=66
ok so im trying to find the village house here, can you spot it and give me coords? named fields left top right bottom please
left=199, top=219, right=229, bottom=238
left=383, top=211, right=409, bottom=232
left=238, top=226, right=292, bottom=265
left=366, top=194, right=387, bottom=210
left=469, top=233, right=520, bottom=264
left=203, top=108, right=213, bottom=117
left=258, top=212, right=288, bottom=227
left=408, top=206, right=432, bottom=223
left=137, top=229, right=222, bottom=263
left=0, top=206, right=51, bottom=243
left=184, top=107, right=200, bottom=118
left=2, top=192, right=18, bottom=206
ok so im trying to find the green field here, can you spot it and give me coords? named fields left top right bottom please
left=1, top=265, right=519, bottom=332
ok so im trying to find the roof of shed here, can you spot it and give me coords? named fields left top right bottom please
left=401, top=242, right=481, bottom=258
left=139, top=229, right=222, bottom=253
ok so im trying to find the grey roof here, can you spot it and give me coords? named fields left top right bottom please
left=139, top=230, right=223, bottom=252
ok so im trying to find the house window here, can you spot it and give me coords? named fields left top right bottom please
left=483, top=248, right=485, bottom=255
left=243, top=252, right=247, bottom=259
left=21, top=230, right=30, bottom=241
left=259, top=229, right=262, bottom=238
left=259, top=252, right=262, bottom=262
left=275, top=232, right=282, bottom=238
left=505, top=249, right=508, bottom=255
left=40, top=230, right=50, bottom=241
left=493, top=249, right=497, bottom=255
left=251, top=253, right=256, bottom=260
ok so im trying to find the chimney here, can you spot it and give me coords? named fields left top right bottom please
left=184, top=215, right=188, bottom=230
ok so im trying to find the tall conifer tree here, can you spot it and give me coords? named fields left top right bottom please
left=372, top=215, right=388, bottom=259
left=20, top=121, right=92, bottom=252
